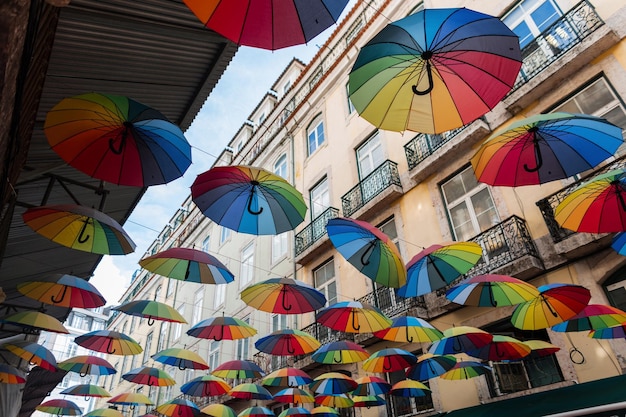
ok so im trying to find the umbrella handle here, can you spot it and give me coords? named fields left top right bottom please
left=287, top=339, right=295, bottom=354
left=383, top=356, right=392, bottom=371
left=360, top=240, right=377, bottom=266
left=281, top=287, right=292, bottom=311
left=523, top=131, right=543, bottom=172
left=412, top=59, right=434, bottom=96
left=247, top=183, right=263, bottom=215
left=351, top=311, right=361, bottom=331
left=147, top=316, right=155, bottom=326
left=77, top=218, right=91, bottom=243
left=50, top=285, right=68, bottom=304
left=214, top=326, right=224, bottom=342
left=178, top=360, right=186, bottom=371
left=495, top=343, right=505, bottom=358
left=109, top=122, right=131, bottom=155
left=80, top=371, right=87, bottom=378
left=106, top=339, right=116, bottom=355
left=613, top=181, right=626, bottom=211
left=333, top=350, right=342, bottom=364
left=452, top=337, right=463, bottom=353
left=489, top=285, right=498, bottom=307
left=405, top=326, right=414, bottom=343
left=541, top=294, right=559, bottom=318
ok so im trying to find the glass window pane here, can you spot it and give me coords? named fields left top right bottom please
left=577, top=80, right=616, bottom=114
left=471, top=188, right=499, bottom=232
left=531, top=2, right=559, bottom=32
left=603, top=106, right=626, bottom=131
left=442, top=175, right=466, bottom=203
left=450, top=202, right=476, bottom=241
left=513, top=22, right=534, bottom=48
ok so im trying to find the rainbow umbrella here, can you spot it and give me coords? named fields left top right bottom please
left=44, top=92, right=191, bottom=187
left=373, top=316, right=443, bottom=343
left=60, top=383, right=111, bottom=399
left=363, top=348, right=417, bottom=373
left=152, top=347, right=209, bottom=370
left=139, top=247, right=234, bottom=284
left=261, top=367, right=313, bottom=387
left=181, top=375, right=231, bottom=397
left=240, top=277, right=326, bottom=314
left=107, top=392, right=153, bottom=406
left=3, top=341, right=57, bottom=371
left=555, top=169, right=626, bottom=233
left=326, top=217, right=406, bottom=288
left=314, top=394, right=354, bottom=408
left=590, top=323, right=626, bottom=339
left=471, top=113, right=624, bottom=187
left=155, top=398, right=199, bottom=417
left=353, top=395, right=386, bottom=408
left=255, top=329, right=321, bottom=356
left=22, top=204, right=135, bottom=255
left=122, top=366, right=175, bottom=386
left=17, top=273, right=106, bottom=308
left=273, top=387, right=315, bottom=404
left=352, top=376, right=392, bottom=396
left=310, top=372, right=357, bottom=395
left=611, top=232, right=626, bottom=255
left=446, top=274, right=539, bottom=307
left=467, top=335, right=532, bottom=361
left=316, top=301, right=392, bottom=333
left=228, top=383, right=273, bottom=400
left=36, top=399, right=82, bottom=416
left=211, top=360, right=265, bottom=379
left=406, top=353, right=457, bottom=381
left=187, top=315, right=257, bottom=341
left=389, top=380, right=430, bottom=397
left=398, top=242, right=483, bottom=297
left=311, top=406, right=339, bottom=417
left=191, top=165, right=307, bottom=235
left=440, top=361, right=492, bottom=380
left=279, top=407, right=311, bottom=417
left=311, top=341, right=370, bottom=364
left=75, top=330, right=142, bottom=355
left=58, top=355, right=116, bottom=377
left=511, top=283, right=591, bottom=330
left=84, top=408, right=125, bottom=417
left=1, top=311, right=68, bottom=334
left=524, top=340, right=561, bottom=358
left=551, top=304, right=626, bottom=332
left=238, top=406, right=274, bottom=417
left=113, top=300, right=187, bottom=326
left=428, top=326, right=493, bottom=355
left=0, top=364, right=26, bottom=384
left=201, top=404, right=236, bottom=417
left=348, top=8, right=521, bottom=134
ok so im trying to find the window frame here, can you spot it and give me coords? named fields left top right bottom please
left=310, top=177, right=330, bottom=220
left=274, top=153, right=288, bottom=180
left=356, top=131, right=384, bottom=180
left=192, top=289, right=203, bottom=325
left=314, top=258, right=337, bottom=307
left=307, top=115, right=325, bottom=156
left=240, top=242, right=255, bottom=288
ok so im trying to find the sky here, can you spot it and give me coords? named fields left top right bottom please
left=90, top=6, right=357, bottom=306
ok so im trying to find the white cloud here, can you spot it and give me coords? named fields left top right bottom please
left=91, top=256, right=131, bottom=306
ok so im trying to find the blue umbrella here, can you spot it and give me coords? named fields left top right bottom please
left=612, top=232, right=626, bottom=255
left=406, top=353, right=457, bottom=381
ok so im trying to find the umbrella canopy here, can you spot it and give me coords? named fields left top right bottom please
left=471, top=113, right=624, bottom=187
left=611, top=232, right=626, bottom=255
left=187, top=315, right=257, bottom=341
left=440, top=361, right=492, bottom=380
left=3, top=341, right=57, bottom=371
left=310, top=372, right=358, bottom=395
left=181, top=375, right=231, bottom=397
left=238, top=406, right=274, bottom=417
left=240, top=277, right=326, bottom=314
left=389, top=380, right=430, bottom=397
left=201, top=404, right=236, bottom=417
left=406, top=353, right=457, bottom=381
left=155, top=398, right=199, bottom=417
left=183, top=0, right=348, bottom=50
left=524, top=340, right=561, bottom=358
left=590, top=323, right=626, bottom=339
left=551, top=304, right=626, bottom=332
left=44, top=92, right=191, bottom=187
left=191, top=165, right=307, bottom=235
left=228, top=383, right=273, bottom=401
left=316, top=301, right=392, bottom=333
left=0, top=364, right=26, bottom=384
left=60, top=383, right=111, bottom=398
left=311, top=341, right=370, bottom=364
left=445, top=274, right=539, bottom=307
left=1, top=311, right=68, bottom=334
left=139, top=247, right=234, bottom=284
left=22, top=204, right=135, bottom=255
left=311, top=407, right=340, bottom=417
left=511, top=283, right=591, bottom=330
left=273, top=387, right=315, bottom=404
left=353, top=395, right=386, bottom=407
left=107, top=392, right=153, bottom=406
left=348, top=7, right=521, bottom=134
left=113, top=300, right=187, bottom=326
left=84, top=408, right=125, bottom=417
left=326, top=217, right=406, bottom=288
left=352, top=376, right=392, bottom=396
left=152, top=347, right=209, bottom=370
left=57, top=355, right=116, bottom=377
left=373, top=316, right=443, bottom=343
left=17, top=273, right=106, bottom=308
left=261, top=367, right=313, bottom=387
left=363, top=347, right=417, bottom=373
left=279, top=407, right=312, bottom=417
left=428, top=326, right=493, bottom=355
left=75, top=330, right=142, bottom=356
left=468, top=335, right=532, bottom=361
left=36, top=399, right=82, bottom=416
left=122, top=366, right=175, bottom=386
left=255, top=329, right=321, bottom=356
left=398, top=242, right=483, bottom=297
left=211, top=360, right=265, bottom=379
left=314, top=394, right=354, bottom=408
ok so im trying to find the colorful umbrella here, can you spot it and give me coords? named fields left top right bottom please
left=57, top=355, right=117, bottom=377
left=555, top=169, right=626, bottom=233
left=22, top=204, right=135, bottom=255
left=373, top=316, right=443, bottom=343
left=273, top=387, right=315, bottom=404
left=74, top=330, right=142, bottom=355
left=187, top=315, right=257, bottom=341
left=524, top=340, right=561, bottom=358
left=311, top=341, right=370, bottom=364
left=60, top=383, right=111, bottom=399
left=122, top=366, right=175, bottom=386
left=406, top=353, right=457, bottom=381
left=316, top=301, right=392, bottom=333
left=511, top=283, right=591, bottom=330
left=0, top=310, right=68, bottom=334
left=472, top=113, right=624, bottom=187
left=3, top=341, right=57, bottom=371
left=440, top=361, right=492, bottom=380
left=152, top=347, right=209, bottom=370
left=228, top=383, right=273, bottom=400
left=191, top=165, right=307, bottom=235
left=352, top=395, right=386, bottom=407
left=261, top=367, right=313, bottom=387
left=107, top=392, right=153, bottom=406
left=201, top=404, right=236, bottom=417
left=113, top=299, right=187, bottom=326
left=611, top=232, right=626, bottom=255
left=255, top=329, right=321, bottom=356
left=139, top=247, right=234, bottom=284
left=17, top=273, right=106, bottom=308
left=363, top=347, right=417, bottom=373
left=389, top=380, right=430, bottom=397
left=211, top=360, right=265, bottom=379
left=44, top=92, right=191, bottom=187
left=36, top=399, right=82, bottom=416
left=240, top=277, right=326, bottom=314
left=311, top=406, right=339, bottom=417
left=310, top=372, right=357, bottom=395
left=314, top=394, right=354, bottom=408
left=428, top=326, right=493, bottom=355
left=326, top=217, right=406, bottom=288
left=279, top=407, right=312, bottom=417
left=182, top=0, right=348, bottom=51
left=551, top=304, right=626, bottom=332
left=398, top=242, right=483, bottom=297
left=155, top=398, right=199, bottom=417
left=467, top=335, right=532, bottom=361
left=0, top=364, right=26, bottom=384
left=352, top=376, right=392, bottom=396
left=84, top=408, right=125, bottom=417
left=445, top=274, right=539, bottom=307
left=181, top=375, right=231, bottom=397
left=238, top=406, right=274, bottom=417
left=348, top=7, right=521, bottom=134
left=590, top=323, right=626, bottom=339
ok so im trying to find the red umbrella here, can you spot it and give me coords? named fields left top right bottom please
left=362, top=348, right=417, bottom=373
left=17, top=273, right=106, bottom=308
left=467, top=335, right=532, bottom=361
left=316, top=301, right=392, bottom=333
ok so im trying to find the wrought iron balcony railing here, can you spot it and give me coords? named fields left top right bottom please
left=294, top=207, right=340, bottom=256
left=341, top=160, right=401, bottom=218
left=300, top=321, right=353, bottom=345
left=357, top=285, right=425, bottom=319
left=404, top=126, right=466, bottom=171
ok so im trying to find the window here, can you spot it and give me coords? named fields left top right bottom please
left=192, top=290, right=203, bottom=324
left=166, top=277, right=174, bottom=298
left=274, top=154, right=288, bottom=180
left=307, top=117, right=325, bottom=156
left=157, top=321, right=168, bottom=352
left=220, top=226, right=231, bottom=244
left=236, top=317, right=251, bottom=360
left=208, top=341, right=220, bottom=371
left=503, top=0, right=562, bottom=48
left=154, top=285, right=162, bottom=301
left=603, top=266, right=626, bottom=311
left=388, top=368, right=433, bottom=415
left=283, top=80, right=291, bottom=95
left=271, top=314, right=289, bottom=370
left=357, top=131, right=384, bottom=178
left=441, top=166, right=500, bottom=241
left=214, top=283, right=226, bottom=308
left=310, top=177, right=330, bottom=220
left=314, top=259, right=337, bottom=306
left=174, top=304, right=185, bottom=340
left=143, top=332, right=153, bottom=364
left=202, top=235, right=210, bottom=253
left=240, top=242, right=255, bottom=288
left=258, top=112, right=266, bottom=126
left=346, top=82, right=355, bottom=114
left=272, top=233, right=289, bottom=263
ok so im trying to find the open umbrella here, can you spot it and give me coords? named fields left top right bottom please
left=311, top=341, right=370, bottom=364
left=428, top=326, right=493, bottom=355
left=155, top=398, right=199, bottom=417
left=3, top=341, right=57, bottom=371
left=590, top=323, right=626, bottom=339
left=373, top=316, right=443, bottom=343
left=45, top=92, right=191, bottom=187
left=240, top=277, right=326, bottom=314
left=314, top=394, right=354, bottom=408
left=74, top=330, right=142, bottom=355
left=0, top=364, right=26, bottom=384
left=279, top=407, right=311, bottom=417
left=352, top=395, right=386, bottom=408
left=181, top=375, right=231, bottom=397
left=84, top=408, right=125, bottom=417
left=36, top=399, right=82, bottom=416
left=191, top=165, right=307, bottom=235
left=255, top=329, right=321, bottom=356
left=17, top=273, right=106, bottom=308
left=445, top=274, right=539, bottom=307
left=22, top=204, right=135, bottom=255
left=261, top=367, right=313, bottom=388
left=326, top=217, right=406, bottom=288
left=152, top=347, right=209, bottom=370
left=107, top=392, right=153, bottom=406
left=310, top=372, right=357, bottom=395
left=524, top=340, right=561, bottom=358
left=311, top=407, right=339, bottom=417
left=211, top=360, right=265, bottom=379
left=398, top=242, right=483, bottom=297
left=1, top=311, right=68, bottom=334
left=389, top=380, right=430, bottom=397
left=316, top=301, right=392, bottom=333
left=551, top=304, right=626, bottom=332
left=406, top=353, right=457, bottom=381
left=440, top=361, right=492, bottom=380
left=139, top=247, right=234, bottom=284
left=182, top=0, right=348, bottom=51
left=352, top=376, right=392, bottom=396
left=471, top=113, right=624, bottom=187
left=238, top=406, right=274, bottom=417
left=201, top=404, right=236, bottom=417
left=113, top=300, right=187, bottom=326
left=228, top=383, right=273, bottom=401
left=273, top=387, right=315, bottom=404
left=122, top=366, right=175, bottom=386
left=555, top=169, right=626, bottom=233
left=611, top=232, right=626, bottom=255
left=187, top=315, right=257, bottom=341
left=58, top=355, right=116, bottom=377
left=348, top=7, right=521, bottom=134
left=363, top=348, right=417, bottom=373
left=60, top=383, right=111, bottom=400
left=467, top=335, right=532, bottom=361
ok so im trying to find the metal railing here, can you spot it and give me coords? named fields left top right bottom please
left=357, top=286, right=425, bottom=319
left=341, top=160, right=401, bottom=217
left=300, top=321, right=353, bottom=345
left=404, top=126, right=467, bottom=171
left=294, top=207, right=340, bottom=256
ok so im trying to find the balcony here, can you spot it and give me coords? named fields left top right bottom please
left=294, top=322, right=353, bottom=370
left=341, top=160, right=402, bottom=219
left=294, top=207, right=340, bottom=265
left=357, top=286, right=426, bottom=320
